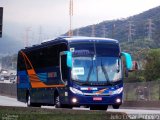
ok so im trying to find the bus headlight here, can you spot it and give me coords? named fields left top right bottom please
left=112, top=87, right=123, bottom=95
left=116, top=98, right=121, bottom=103
left=70, top=87, right=83, bottom=95
left=72, top=98, right=78, bottom=103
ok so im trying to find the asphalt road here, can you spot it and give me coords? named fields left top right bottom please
left=0, top=95, right=160, bottom=119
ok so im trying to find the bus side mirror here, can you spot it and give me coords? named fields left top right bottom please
left=121, top=52, right=133, bottom=77
left=121, top=52, right=133, bottom=70
left=65, top=51, right=72, bottom=68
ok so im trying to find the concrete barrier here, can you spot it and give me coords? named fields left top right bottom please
left=122, top=101, right=160, bottom=108
left=0, top=83, right=160, bottom=109
left=0, top=83, right=17, bottom=98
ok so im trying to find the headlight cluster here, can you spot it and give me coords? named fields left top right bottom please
left=112, top=87, right=123, bottom=95
left=70, top=87, right=83, bottom=95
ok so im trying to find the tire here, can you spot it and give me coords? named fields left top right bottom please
left=54, top=95, right=72, bottom=109
left=112, top=105, right=120, bottom=109
left=90, top=105, right=108, bottom=110
left=27, top=94, right=41, bottom=107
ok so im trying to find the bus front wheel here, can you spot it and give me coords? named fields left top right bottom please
left=90, top=105, right=108, bottom=110
left=54, top=95, right=72, bottom=109
left=55, top=95, right=62, bottom=108
left=112, top=105, right=120, bottom=109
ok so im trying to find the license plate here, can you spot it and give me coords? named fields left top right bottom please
left=93, top=97, right=102, bottom=101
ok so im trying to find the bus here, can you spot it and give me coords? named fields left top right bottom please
left=17, top=36, right=133, bottom=110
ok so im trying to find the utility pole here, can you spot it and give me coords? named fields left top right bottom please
left=38, top=26, right=43, bottom=44
left=128, top=21, right=134, bottom=42
left=25, top=27, right=31, bottom=47
left=112, top=24, right=115, bottom=38
left=147, top=19, right=154, bottom=41
left=91, top=24, right=95, bottom=37
left=76, top=28, right=79, bottom=36
left=103, top=25, right=107, bottom=38
left=68, top=0, right=73, bottom=36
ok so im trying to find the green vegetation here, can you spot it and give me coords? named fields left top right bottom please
left=0, top=106, right=129, bottom=120
left=124, top=48, right=160, bottom=82
left=144, top=48, right=160, bottom=81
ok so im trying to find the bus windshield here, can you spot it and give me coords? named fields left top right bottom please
left=70, top=42, right=122, bottom=85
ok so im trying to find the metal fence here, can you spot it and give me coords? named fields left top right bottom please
left=0, top=81, right=160, bottom=101
left=124, top=81, right=160, bottom=101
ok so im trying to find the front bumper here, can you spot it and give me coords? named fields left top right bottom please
left=68, top=93, right=123, bottom=106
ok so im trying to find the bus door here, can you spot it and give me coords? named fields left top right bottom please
left=60, top=53, right=68, bottom=85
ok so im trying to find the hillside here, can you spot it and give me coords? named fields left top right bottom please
left=70, top=6, right=160, bottom=56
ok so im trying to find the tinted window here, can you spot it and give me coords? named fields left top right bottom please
left=27, top=43, right=68, bottom=69
left=17, top=52, right=26, bottom=71
left=96, top=43, right=120, bottom=57
left=70, top=42, right=120, bottom=57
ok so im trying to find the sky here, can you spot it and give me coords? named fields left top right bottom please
left=1, top=0, right=160, bottom=42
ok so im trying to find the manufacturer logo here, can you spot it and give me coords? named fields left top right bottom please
left=80, top=87, right=98, bottom=91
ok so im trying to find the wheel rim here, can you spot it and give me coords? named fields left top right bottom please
left=27, top=95, right=31, bottom=106
left=55, top=96, right=60, bottom=108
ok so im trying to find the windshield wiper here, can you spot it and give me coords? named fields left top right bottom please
left=86, top=57, right=94, bottom=82
left=100, top=59, right=113, bottom=85
left=117, top=58, right=120, bottom=73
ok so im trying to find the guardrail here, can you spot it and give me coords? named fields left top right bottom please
left=124, top=81, right=160, bottom=101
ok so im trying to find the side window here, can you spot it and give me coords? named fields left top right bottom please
left=20, top=43, right=68, bottom=70
left=17, top=52, right=25, bottom=71
left=25, top=52, right=32, bottom=70
left=47, top=43, right=68, bottom=67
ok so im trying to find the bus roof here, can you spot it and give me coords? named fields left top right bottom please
left=58, top=36, right=118, bottom=43
left=21, top=36, right=119, bottom=52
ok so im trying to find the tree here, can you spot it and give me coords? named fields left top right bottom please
left=144, top=49, right=160, bottom=81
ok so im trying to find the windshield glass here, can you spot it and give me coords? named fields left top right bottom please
left=70, top=42, right=122, bottom=85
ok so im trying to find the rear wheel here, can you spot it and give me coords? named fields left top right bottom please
left=90, top=105, right=108, bottom=110
left=27, top=94, right=32, bottom=107
left=112, top=105, right=120, bottom=109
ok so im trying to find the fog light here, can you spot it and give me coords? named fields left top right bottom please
left=116, top=98, right=121, bottom=103
left=72, top=98, right=77, bottom=103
